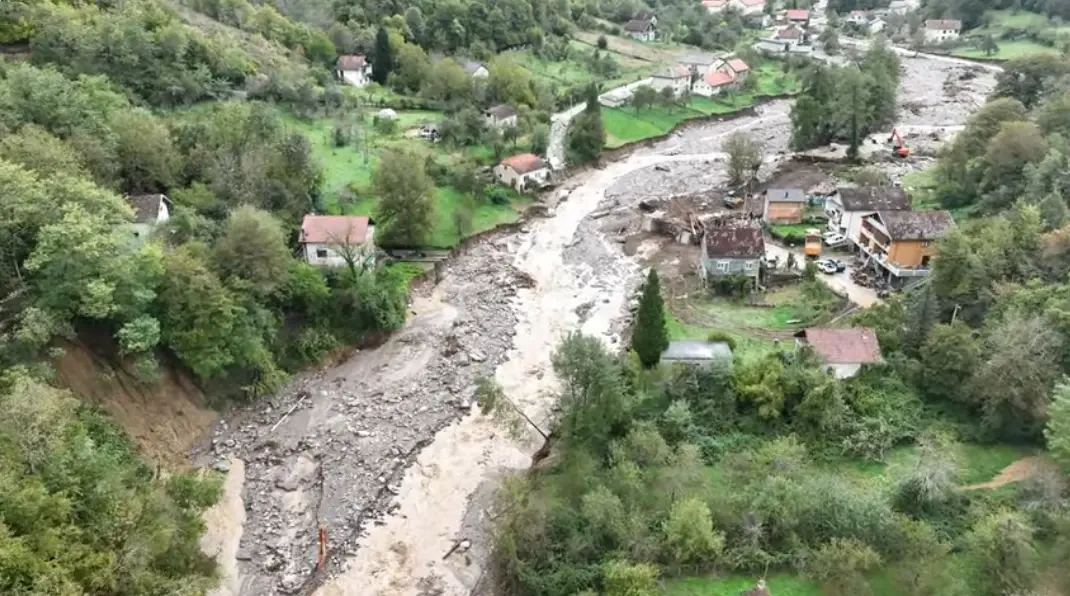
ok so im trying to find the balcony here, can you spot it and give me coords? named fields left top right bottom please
left=856, top=241, right=931, bottom=279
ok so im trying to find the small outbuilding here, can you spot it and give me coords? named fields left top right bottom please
left=661, top=340, right=733, bottom=368
left=762, top=188, right=806, bottom=224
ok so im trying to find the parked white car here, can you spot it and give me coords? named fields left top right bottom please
left=823, top=233, right=847, bottom=247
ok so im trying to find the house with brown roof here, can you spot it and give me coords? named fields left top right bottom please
left=692, top=69, right=736, bottom=96
left=300, top=215, right=376, bottom=268
left=775, top=24, right=805, bottom=43
left=825, top=186, right=910, bottom=246
left=125, top=193, right=172, bottom=240
left=494, top=153, right=549, bottom=192
left=624, top=15, right=656, bottom=42
left=762, top=188, right=806, bottom=224
left=699, top=226, right=765, bottom=286
left=484, top=104, right=518, bottom=129
left=725, top=58, right=750, bottom=81
left=795, top=327, right=882, bottom=379
left=336, top=55, right=372, bottom=87
left=857, top=209, right=954, bottom=281
left=924, top=19, right=962, bottom=43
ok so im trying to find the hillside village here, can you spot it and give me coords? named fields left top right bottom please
left=3, top=0, right=1070, bottom=595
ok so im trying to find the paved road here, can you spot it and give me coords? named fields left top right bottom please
left=765, top=241, right=880, bottom=307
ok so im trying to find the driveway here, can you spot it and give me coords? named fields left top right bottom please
left=764, top=240, right=880, bottom=308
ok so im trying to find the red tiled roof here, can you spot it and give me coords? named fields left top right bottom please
left=786, top=9, right=809, bottom=20
left=850, top=10, right=867, bottom=16
left=336, top=55, right=367, bottom=71
left=737, top=0, right=765, bottom=6
left=727, top=58, right=749, bottom=73
left=301, top=215, right=370, bottom=245
left=704, top=70, right=736, bottom=86
left=776, top=25, right=804, bottom=39
left=702, top=0, right=728, bottom=6
left=501, top=153, right=547, bottom=174
left=798, top=328, right=882, bottom=364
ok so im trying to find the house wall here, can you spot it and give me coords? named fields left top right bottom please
left=887, top=239, right=936, bottom=268
left=340, top=69, right=369, bottom=87
left=691, top=80, right=725, bottom=97
left=494, top=165, right=549, bottom=191
left=630, top=30, right=655, bottom=42
left=825, top=196, right=879, bottom=248
left=472, top=67, right=489, bottom=78
left=827, top=363, right=862, bottom=379
left=765, top=201, right=804, bottom=224
left=649, top=76, right=690, bottom=95
left=924, top=28, right=958, bottom=42
left=131, top=222, right=153, bottom=240
left=487, top=114, right=518, bottom=129
left=699, top=246, right=761, bottom=283
left=302, top=226, right=376, bottom=267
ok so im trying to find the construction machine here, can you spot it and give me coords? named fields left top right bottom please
left=888, top=128, right=910, bottom=158
left=804, top=228, right=822, bottom=258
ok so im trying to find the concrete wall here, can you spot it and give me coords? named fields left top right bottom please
left=828, top=362, right=862, bottom=379
left=341, top=69, right=369, bottom=87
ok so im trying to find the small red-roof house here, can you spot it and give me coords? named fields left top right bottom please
left=847, top=10, right=869, bottom=24
left=336, top=55, right=372, bottom=87
left=775, top=24, right=805, bottom=41
left=795, top=327, right=882, bottom=378
left=785, top=9, right=809, bottom=24
left=300, top=215, right=376, bottom=267
left=726, top=58, right=750, bottom=76
left=693, top=69, right=737, bottom=97
left=494, top=153, right=550, bottom=192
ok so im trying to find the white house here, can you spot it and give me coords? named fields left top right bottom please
left=924, top=19, right=962, bottom=43
left=795, top=327, right=883, bottom=379
left=494, top=153, right=550, bottom=192
left=299, top=215, right=376, bottom=268
left=730, top=0, right=765, bottom=16
left=126, top=194, right=171, bottom=240
left=623, top=16, right=656, bottom=42
left=774, top=24, right=805, bottom=45
left=336, top=55, right=372, bottom=87
left=824, top=186, right=910, bottom=247
left=484, top=104, right=518, bottom=129
left=649, top=66, right=692, bottom=96
left=692, top=69, right=736, bottom=97
left=868, top=17, right=887, bottom=34
left=463, top=61, right=489, bottom=78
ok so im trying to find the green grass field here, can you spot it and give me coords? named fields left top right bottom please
left=953, top=39, right=1059, bottom=60
left=602, top=63, right=800, bottom=148
left=951, top=10, right=1070, bottom=60
left=288, top=111, right=531, bottom=248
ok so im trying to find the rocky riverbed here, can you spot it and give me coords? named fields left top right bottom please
left=197, top=48, right=997, bottom=596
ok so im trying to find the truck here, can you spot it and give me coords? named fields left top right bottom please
left=804, top=228, right=822, bottom=258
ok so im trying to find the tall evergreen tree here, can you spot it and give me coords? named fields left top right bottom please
left=371, top=27, right=394, bottom=85
left=631, top=268, right=669, bottom=368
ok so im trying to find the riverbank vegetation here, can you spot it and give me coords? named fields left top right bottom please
left=484, top=47, right=1070, bottom=596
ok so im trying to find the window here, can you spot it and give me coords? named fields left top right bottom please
left=744, top=261, right=755, bottom=271
left=921, top=240, right=931, bottom=248
left=315, top=248, right=328, bottom=258
left=717, top=261, right=730, bottom=272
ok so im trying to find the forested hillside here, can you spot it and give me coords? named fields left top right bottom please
left=0, top=1, right=410, bottom=590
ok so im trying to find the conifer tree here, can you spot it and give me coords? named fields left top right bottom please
left=371, top=27, right=394, bottom=85
left=632, top=268, right=669, bottom=368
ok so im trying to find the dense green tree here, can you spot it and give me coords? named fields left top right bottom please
left=567, top=85, right=605, bottom=164
left=111, top=108, right=180, bottom=194
left=371, top=26, right=394, bottom=85
left=602, top=560, right=658, bottom=596
left=213, top=206, right=292, bottom=295
left=722, top=132, right=763, bottom=187
left=806, top=538, right=881, bottom=596
left=965, top=510, right=1039, bottom=595
left=919, top=321, right=980, bottom=404
left=373, top=148, right=435, bottom=246
left=994, top=53, right=1070, bottom=109
left=1045, top=378, right=1070, bottom=472
left=0, top=125, right=87, bottom=179
left=631, top=269, right=669, bottom=368
left=662, top=497, right=725, bottom=566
